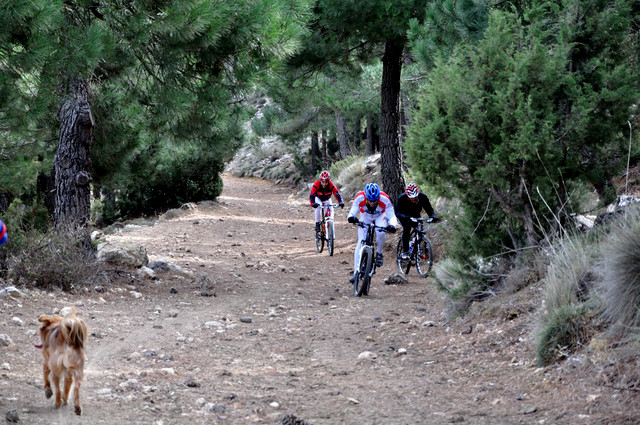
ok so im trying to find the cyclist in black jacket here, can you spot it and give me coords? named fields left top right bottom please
left=395, top=183, right=439, bottom=260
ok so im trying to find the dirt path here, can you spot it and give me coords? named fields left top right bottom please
left=1, top=176, right=638, bottom=424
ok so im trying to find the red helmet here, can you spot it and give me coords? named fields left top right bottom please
left=405, top=183, right=419, bottom=199
left=320, top=171, right=330, bottom=181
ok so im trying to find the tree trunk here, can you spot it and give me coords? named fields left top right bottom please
left=335, top=111, right=351, bottom=159
left=321, top=129, right=328, bottom=168
left=379, top=39, right=406, bottom=201
left=311, top=130, right=320, bottom=173
left=366, top=114, right=377, bottom=156
left=353, top=116, right=362, bottom=151
left=54, top=77, right=93, bottom=230
left=37, top=170, right=56, bottom=217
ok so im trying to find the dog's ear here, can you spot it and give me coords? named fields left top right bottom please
left=38, top=315, right=53, bottom=326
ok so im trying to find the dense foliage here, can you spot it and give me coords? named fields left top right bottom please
left=1, top=0, right=638, bottom=259
left=406, top=0, right=640, bottom=260
left=0, top=0, right=310, bottom=223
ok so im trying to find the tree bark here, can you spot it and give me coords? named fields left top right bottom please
left=379, top=39, right=406, bottom=201
left=54, top=77, right=93, bottom=229
left=321, top=129, right=328, bottom=168
left=366, top=114, right=377, bottom=156
left=353, top=116, right=362, bottom=151
left=335, top=111, right=351, bottom=159
left=311, top=130, right=320, bottom=173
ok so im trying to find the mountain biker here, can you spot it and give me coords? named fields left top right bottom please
left=395, top=183, right=439, bottom=260
left=309, top=171, right=344, bottom=233
left=347, top=183, right=397, bottom=282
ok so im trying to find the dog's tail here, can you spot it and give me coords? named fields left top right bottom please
left=60, top=316, right=88, bottom=349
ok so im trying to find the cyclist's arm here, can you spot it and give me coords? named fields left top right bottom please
left=309, top=182, right=319, bottom=206
left=333, top=188, right=344, bottom=205
left=419, top=193, right=435, bottom=216
left=382, top=195, right=399, bottom=227
left=347, top=193, right=364, bottom=220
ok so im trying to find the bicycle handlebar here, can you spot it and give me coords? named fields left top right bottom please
left=410, top=217, right=435, bottom=223
left=353, top=221, right=393, bottom=233
left=314, top=203, right=341, bottom=208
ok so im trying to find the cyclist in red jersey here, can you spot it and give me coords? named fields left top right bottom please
left=309, top=171, right=344, bottom=233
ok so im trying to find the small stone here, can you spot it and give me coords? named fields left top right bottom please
left=208, top=403, right=226, bottom=413
left=11, top=317, right=23, bottom=326
left=0, top=287, right=23, bottom=298
left=185, top=376, right=201, bottom=388
left=357, top=351, right=377, bottom=361
left=240, top=317, right=252, bottom=323
left=0, top=334, right=13, bottom=347
left=6, top=409, right=19, bottom=423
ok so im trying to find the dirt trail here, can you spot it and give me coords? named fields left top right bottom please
left=0, top=175, right=637, bottom=424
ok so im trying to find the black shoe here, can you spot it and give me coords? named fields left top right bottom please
left=375, top=253, right=384, bottom=267
left=400, top=252, right=410, bottom=260
left=315, top=222, right=321, bottom=232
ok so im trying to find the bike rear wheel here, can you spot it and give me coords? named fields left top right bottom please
left=415, top=238, right=434, bottom=277
left=396, top=237, right=411, bottom=275
left=354, top=248, right=373, bottom=297
left=327, top=221, right=334, bottom=256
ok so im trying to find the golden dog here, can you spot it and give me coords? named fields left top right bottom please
left=37, top=308, right=88, bottom=415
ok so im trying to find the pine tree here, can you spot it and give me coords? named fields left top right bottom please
left=406, top=0, right=640, bottom=259
left=281, top=0, right=435, bottom=200
left=0, top=0, right=311, bottom=226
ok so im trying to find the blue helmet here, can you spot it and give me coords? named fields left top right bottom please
left=364, top=183, right=380, bottom=201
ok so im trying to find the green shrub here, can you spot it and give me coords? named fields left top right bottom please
left=432, top=257, right=500, bottom=317
left=600, top=209, right=640, bottom=332
left=6, top=227, right=100, bottom=291
left=535, top=304, right=592, bottom=366
left=534, top=234, right=603, bottom=365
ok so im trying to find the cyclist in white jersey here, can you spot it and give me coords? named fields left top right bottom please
left=346, top=183, right=398, bottom=283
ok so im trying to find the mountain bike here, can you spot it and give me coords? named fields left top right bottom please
left=396, top=217, right=435, bottom=278
left=351, top=221, right=392, bottom=297
left=315, top=203, right=339, bottom=256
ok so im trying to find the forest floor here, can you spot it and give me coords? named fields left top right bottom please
left=1, top=175, right=639, bottom=425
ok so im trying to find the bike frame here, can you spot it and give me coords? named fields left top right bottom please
left=320, top=203, right=339, bottom=230
left=354, top=222, right=378, bottom=272
left=353, top=221, right=390, bottom=296
left=397, top=216, right=434, bottom=277
left=315, top=203, right=339, bottom=256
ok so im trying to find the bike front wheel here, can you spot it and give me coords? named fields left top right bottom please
left=327, top=221, right=334, bottom=256
left=396, top=237, right=411, bottom=275
left=315, top=227, right=324, bottom=253
left=415, top=238, right=434, bottom=277
left=354, top=248, right=373, bottom=297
